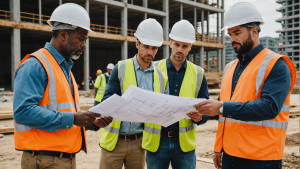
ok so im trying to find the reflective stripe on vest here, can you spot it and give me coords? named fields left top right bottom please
left=14, top=48, right=83, bottom=153
left=100, top=57, right=167, bottom=152
left=95, top=74, right=106, bottom=102
left=144, top=59, right=204, bottom=153
left=215, top=48, right=297, bottom=160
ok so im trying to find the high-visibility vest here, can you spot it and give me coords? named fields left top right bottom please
left=94, top=74, right=106, bottom=102
left=142, top=59, right=204, bottom=153
left=99, top=58, right=168, bottom=151
left=214, top=48, right=297, bottom=160
left=14, top=48, right=85, bottom=153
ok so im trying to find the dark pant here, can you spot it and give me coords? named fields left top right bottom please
left=222, top=152, right=282, bottom=169
left=146, top=136, right=196, bottom=169
left=94, top=101, right=100, bottom=106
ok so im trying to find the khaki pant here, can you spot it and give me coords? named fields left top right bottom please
left=100, top=136, right=145, bottom=169
left=21, top=151, right=76, bottom=169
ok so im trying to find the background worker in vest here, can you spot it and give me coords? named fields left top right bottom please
left=194, top=2, right=296, bottom=169
left=94, top=63, right=114, bottom=106
left=95, top=18, right=168, bottom=169
left=147, top=20, right=209, bottom=169
left=13, top=3, right=112, bottom=169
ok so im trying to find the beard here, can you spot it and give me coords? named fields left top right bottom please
left=172, top=52, right=185, bottom=61
left=140, top=54, right=154, bottom=63
left=232, top=33, right=254, bottom=55
left=65, top=39, right=83, bottom=60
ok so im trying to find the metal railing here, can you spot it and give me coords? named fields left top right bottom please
left=90, top=24, right=122, bottom=34
left=0, top=9, right=221, bottom=44
left=196, top=33, right=220, bottom=43
left=0, top=9, right=11, bottom=20
left=20, top=11, right=50, bottom=24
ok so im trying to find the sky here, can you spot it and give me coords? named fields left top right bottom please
left=207, top=0, right=282, bottom=38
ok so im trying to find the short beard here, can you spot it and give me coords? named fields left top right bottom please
left=139, top=53, right=153, bottom=63
left=65, top=38, right=81, bottom=60
left=232, top=32, right=254, bottom=55
left=172, top=52, right=185, bottom=61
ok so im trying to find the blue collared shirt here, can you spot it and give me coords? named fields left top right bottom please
left=13, top=42, right=74, bottom=131
left=102, top=55, right=169, bottom=135
left=162, top=56, right=209, bottom=132
left=223, top=44, right=291, bottom=121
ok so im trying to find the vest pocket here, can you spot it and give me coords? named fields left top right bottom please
left=236, top=125, right=266, bottom=159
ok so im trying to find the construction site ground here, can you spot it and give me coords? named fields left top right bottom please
left=0, top=94, right=299, bottom=169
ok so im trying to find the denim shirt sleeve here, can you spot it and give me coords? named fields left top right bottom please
left=13, top=57, right=74, bottom=131
left=192, top=74, right=209, bottom=125
left=223, top=58, right=291, bottom=121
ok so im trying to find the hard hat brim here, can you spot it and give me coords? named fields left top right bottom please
left=221, top=21, right=264, bottom=31
left=47, top=20, right=96, bottom=34
left=135, top=35, right=163, bottom=47
left=169, top=34, right=195, bottom=44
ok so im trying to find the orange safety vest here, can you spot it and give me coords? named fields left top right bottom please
left=14, top=48, right=86, bottom=153
left=214, top=48, right=296, bottom=160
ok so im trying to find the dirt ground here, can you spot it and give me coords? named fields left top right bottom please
left=0, top=95, right=299, bottom=169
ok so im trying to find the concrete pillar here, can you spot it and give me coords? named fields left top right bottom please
left=217, top=49, right=221, bottom=72
left=10, top=0, right=20, bottom=91
left=206, top=51, right=209, bottom=69
left=105, top=5, right=108, bottom=33
left=121, top=0, right=128, bottom=59
left=143, top=0, right=147, bottom=19
left=84, top=0, right=90, bottom=91
left=39, top=0, right=42, bottom=24
left=201, top=9, right=204, bottom=39
left=194, top=7, right=197, bottom=33
left=199, top=46, right=204, bottom=67
left=59, top=0, right=62, bottom=5
left=217, top=13, right=220, bottom=43
left=163, top=0, right=169, bottom=58
left=207, top=10, right=210, bottom=35
left=180, top=4, right=183, bottom=20
left=221, top=0, right=225, bottom=70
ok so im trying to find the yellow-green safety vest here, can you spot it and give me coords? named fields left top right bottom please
left=142, top=59, right=204, bottom=153
left=99, top=58, right=168, bottom=151
left=94, top=74, right=107, bottom=102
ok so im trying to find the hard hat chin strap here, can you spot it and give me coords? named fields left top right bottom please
left=52, top=22, right=78, bottom=31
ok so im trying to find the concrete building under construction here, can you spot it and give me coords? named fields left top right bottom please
left=0, top=0, right=225, bottom=91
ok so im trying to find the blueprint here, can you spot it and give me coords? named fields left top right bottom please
left=89, top=85, right=206, bottom=127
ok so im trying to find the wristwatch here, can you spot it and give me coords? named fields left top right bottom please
left=219, top=102, right=223, bottom=115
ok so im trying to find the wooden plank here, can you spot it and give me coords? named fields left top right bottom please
left=196, top=157, right=214, bottom=164
left=209, top=89, right=221, bottom=95
left=0, top=126, right=14, bottom=134
left=0, top=111, right=13, bottom=120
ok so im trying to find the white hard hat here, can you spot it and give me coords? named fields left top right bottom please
left=107, top=63, right=114, bottom=70
left=47, top=3, right=95, bottom=33
left=221, top=2, right=264, bottom=31
left=169, top=20, right=195, bottom=44
left=134, top=18, right=163, bottom=47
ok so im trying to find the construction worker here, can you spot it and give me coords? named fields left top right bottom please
left=13, top=3, right=112, bottom=169
left=106, top=63, right=114, bottom=77
left=147, top=20, right=209, bottom=169
left=194, top=2, right=296, bottom=169
left=94, top=63, right=114, bottom=106
left=96, top=69, right=102, bottom=77
left=97, top=18, right=168, bottom=169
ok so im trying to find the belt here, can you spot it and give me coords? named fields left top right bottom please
left=161, top=130, right=179, bottom=137
left=24, top=150, right=76, bottom=158
left=119, top=133, right=143, bottom=140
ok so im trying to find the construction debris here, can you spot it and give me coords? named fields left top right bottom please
left=0, top=111, right=13, bottom=120
left=0, top=96, right=11, bottom=102
left=0, top=126, right=14, bottom=134
left=292, top=151, right=300, bottom=157
left=196, top=157, right=214, bottom=164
